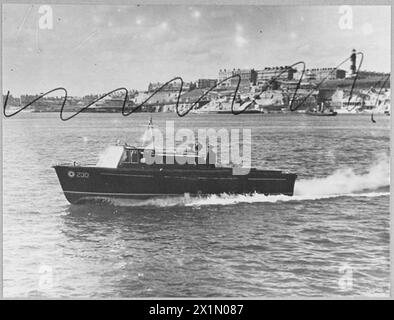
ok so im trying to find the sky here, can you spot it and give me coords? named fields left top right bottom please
left=2, top=4, right=391, bottom=96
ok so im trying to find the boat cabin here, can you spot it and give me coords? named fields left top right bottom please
left=95, top=145, right=216, bottom=169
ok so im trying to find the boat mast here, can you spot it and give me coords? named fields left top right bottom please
left=148, top=116, right=154, bottom=150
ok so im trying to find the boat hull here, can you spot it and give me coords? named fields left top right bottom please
left=305, top=110, right=338, bottom=116
left=54, top=165, right=297, bottom=204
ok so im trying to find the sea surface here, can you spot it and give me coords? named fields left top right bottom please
left=2, top=112, right=391, bottom=297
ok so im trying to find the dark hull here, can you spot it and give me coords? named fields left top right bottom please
left=54, top=165, right=297, bottom=204
left=305, top=110, right=337, bottom=116
left=216, top=109, right=263, bottom=114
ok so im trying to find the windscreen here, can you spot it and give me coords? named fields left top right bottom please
left=96, top=146, right=124, bottom=168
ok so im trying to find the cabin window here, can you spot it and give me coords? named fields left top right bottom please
left=124, top=150, right=131, bottom=163
left=131, top=150, right=140, bottom=163
left=120, top=149, right=142, bottom=164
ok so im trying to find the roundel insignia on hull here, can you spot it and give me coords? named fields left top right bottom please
left=68, top=171, right=75, bottom=178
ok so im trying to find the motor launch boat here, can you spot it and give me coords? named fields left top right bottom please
left=306, top=102, right=337, bottom=116
left=53, top=144, right=297, bottom=204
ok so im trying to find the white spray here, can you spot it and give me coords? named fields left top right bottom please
left=97, top=153, right=390, bottom=207
left=294, top=153, right=390, bottom=196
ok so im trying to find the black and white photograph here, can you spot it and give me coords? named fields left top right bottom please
left=1, top=1, right=392, bottom=300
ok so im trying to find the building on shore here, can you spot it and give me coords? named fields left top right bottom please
left=219, top=66, right=297, bottom=89
left=256, top=66, right=296, bottom=85
left=147, top=81, right=191, bottom=93
left=218, top=68, right=256, bottom=89
left=294, top=68, right=346, bottom=82
left=319, top=77, right=390, bottom=90
left=141, top=81, right=192, bottom=110
left=197, top=79, right=218, bottom=89
left=218, top=69, right=233, bottom=87
left=356, top=71, right=390, bottom=79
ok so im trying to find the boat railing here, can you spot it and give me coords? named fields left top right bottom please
left=52, top=161, right=96, bottom=167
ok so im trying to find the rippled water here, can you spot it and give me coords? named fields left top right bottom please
left=3, top=113, right=390, bottom=297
